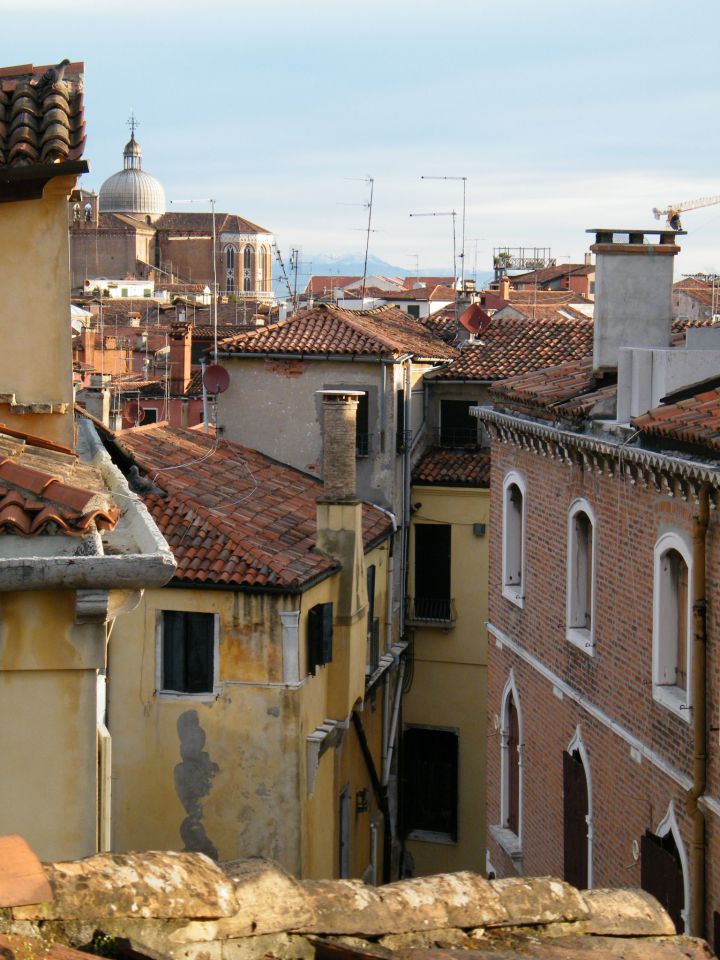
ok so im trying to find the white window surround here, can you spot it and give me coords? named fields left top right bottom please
left=654, top=801, right=690, bottom=934
left=491, top=670, right=524, bottom=864
left=155, top=610, right=221, bottom=701
left=567, top=725, right=594, bottom=889
left=502, top=471, right=527, bottom=608
left=652, top=531, right=693, bottom=721
left=566, top=498, right=597, bottom=655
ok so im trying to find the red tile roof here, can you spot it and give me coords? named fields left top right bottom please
left=154, top=212, right=271, bottom=235
left=0, top=427, right=119, bottom=536
left=117, top=425, right=393, bottom=589
left=0, top=61, right=85, bottom=167
left=216, top=303, right=457, bottom=360
left=412, top=448, right=490, bottom=487
left=429, top=311, right=593, bottom=381
left=305, top=276, right=362, bottom=297
left=402, top=276, right=455, bottom=291
left=489, top=354, right=610, bottom=407
left=421, top=304, right=458, bottom=344
left=504, top=290, right=594, bottom=305
left=344, top=285, right=456, bottom=302
left=632, top=381, right=720, bottom=451
left=511, top=263, right=593, bottom=286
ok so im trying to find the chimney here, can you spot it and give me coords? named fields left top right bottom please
left=169, top=317, right=192, bottom=395
left=584, top=251, right=592, bottom=267
left=82, top=326, right=96, bottom=371
left=588, top=227, right=684, bottom=374
left=499, top=275, right=510, bottom=301
left=317, top=390, right=363, bottom=502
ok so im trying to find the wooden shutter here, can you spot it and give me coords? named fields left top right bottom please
left=641, top=831, right=684, bottom=934
left=563, top=750, right=589, bottom=888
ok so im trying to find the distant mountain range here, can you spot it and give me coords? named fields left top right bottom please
left=273, top=252, right=493, bottom=296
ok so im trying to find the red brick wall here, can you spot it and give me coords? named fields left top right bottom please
left=485, top=434, right=720, bottom=938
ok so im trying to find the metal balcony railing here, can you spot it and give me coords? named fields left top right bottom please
left=405, top=597, right=457, bottom=627
left=439, top=426, right=479, bottom=448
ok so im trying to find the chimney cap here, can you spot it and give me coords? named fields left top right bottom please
left=316, top=389, right=365, bottom=401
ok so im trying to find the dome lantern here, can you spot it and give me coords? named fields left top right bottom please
left=99, top=117, right=166, bottom=218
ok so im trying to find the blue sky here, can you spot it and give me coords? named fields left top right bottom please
left=6, top=0, right=720, bottom=277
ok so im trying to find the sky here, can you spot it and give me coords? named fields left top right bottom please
left=5, top=0, right=720, bottom=281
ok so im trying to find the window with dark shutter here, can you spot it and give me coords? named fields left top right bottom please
left=396, top=389, right=406, bottom=452
left=161, top=611, right=215, bottom=694
left=402, top=726, right=458, bottom=841
left=356, top=392, right=370, bottom=457
left=308, top=602, right=333, bottom=675
left=440, top=399, right=477, bottom=447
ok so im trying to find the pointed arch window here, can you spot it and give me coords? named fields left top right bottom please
left=563, top=727, right=593, bottom=889
left=641, top=801, right=689, bottom=934
left=243, top=246, right=254, bottom=292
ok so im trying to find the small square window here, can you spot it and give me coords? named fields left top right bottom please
left=308, top=602, right=333, bottom=675
left=160, top=611, right=215, bottom=695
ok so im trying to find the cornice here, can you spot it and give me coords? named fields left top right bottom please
left=473, top=406, right=720, bottom=504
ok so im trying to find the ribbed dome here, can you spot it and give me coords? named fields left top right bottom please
left=99, top=134, right=166, bottom=217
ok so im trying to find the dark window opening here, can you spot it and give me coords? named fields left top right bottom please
left=366, top=564, right=380, bottom=671
left=356, top=392, right=370, bottom=457
left=142, top=407, right=159, bottom=424
left=308, top=602, right=333, bottom=675
left=505, top=694, right=520, bottom=834
left=403, top=727, right=458, bottom=839
left=641, top=830, right=684, bottom=934
left=161, top=610, right=215, bottom=694
left=413, top=523, right=451, bottom=621
left=407, top=304, right=420, bottom=319
left=396, top=389, right=406, bottom=453
left=440, top=399, right=477, bottom=447
left=563, top=749, right=589, bottom=888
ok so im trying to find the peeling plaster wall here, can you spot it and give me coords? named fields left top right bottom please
left=0, top=591, right=104, bottom=860
left=110, top=543, right=390, bottom=879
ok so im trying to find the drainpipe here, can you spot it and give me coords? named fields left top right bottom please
left=688, top=484, right=708, bottom=937
left=401, top=359, right=413, bottom=636
left=200, top=357, right=209, bottom=434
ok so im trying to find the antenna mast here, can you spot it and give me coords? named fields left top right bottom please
left=361, top=176, right=374, bottom=305
left=273, top=244, right=293, bottom=301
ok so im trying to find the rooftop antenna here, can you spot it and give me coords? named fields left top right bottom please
left=339, top=177, right=375, bottom=306
left=409, top=210, right=458, bottom=321
left=467, top=238, right=487, bottom=285
left=127, top=110, right=139, bottom=139
left=273, top=244, right=294, bottom=301
left=421, top=176, right=467, bottom=288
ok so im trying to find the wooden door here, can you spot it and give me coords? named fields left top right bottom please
left=563, top=750, right=589, bottom=888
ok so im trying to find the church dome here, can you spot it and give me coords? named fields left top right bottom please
left=99, top=134, right=166, bottom=217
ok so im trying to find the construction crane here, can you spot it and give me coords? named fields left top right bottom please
left=652, top=194, right=720, bottom=231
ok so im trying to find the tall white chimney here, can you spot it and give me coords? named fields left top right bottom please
left=588, top=227, right=684, bottom=375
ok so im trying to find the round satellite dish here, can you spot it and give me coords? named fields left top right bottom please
left=124, top=400, right=144, bottom=424
left=203, top=364, right=230, bottom=394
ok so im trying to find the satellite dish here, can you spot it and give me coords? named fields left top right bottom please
left=124, top=400, right=144, bottom=424
left=203, top=364, right=230, bottom=394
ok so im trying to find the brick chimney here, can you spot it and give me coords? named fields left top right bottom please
left=317, top=390, right=364, bottom=502
left=315, top=390, right=368, bottom=718
left=169, top=316, right=192, bottom=395
left=499, top=276, right=510, bottom=301
left=588, top=227, right=684, bottom=375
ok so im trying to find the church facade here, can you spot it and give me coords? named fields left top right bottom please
left=70, top=128, right=274, bottom=300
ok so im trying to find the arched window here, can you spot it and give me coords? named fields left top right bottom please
left=564, top=727, right=593, bottom=889
left=225, top=246, right=236, bottom=293
left=502, top=472, right=526, bottom=607
left=500, top=673, right=523, bottom=844
left=567, top=499, right=596, bottom=653
left=243, top=246, right=254, bottom=292
left=653, top=532, right=692, bottom=718
left=641, top=801, right=689, bottom=933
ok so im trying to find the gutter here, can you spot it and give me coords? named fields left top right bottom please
left=0, top=420, right=176, bottom=592
left=689, top=485, right=709, bottom=937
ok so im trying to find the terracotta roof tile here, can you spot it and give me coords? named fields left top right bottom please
left=217, top=303, right=456, bottom=360
left=633, top=381, right=720, bottom=451
left=430, top=311, right=593, bottom=381
left=153, top=212, right=270, bottom=235
left=118, top=425, right=392, bottom=589
left=0, top=429, right=118, bottom=537
left=488, top=355, right=615, bottom=414
left=0, top=61, right=85, bottom=168
left=413, top=448, right=490, bottom=487
left=511, top=263, right=593, bottom=286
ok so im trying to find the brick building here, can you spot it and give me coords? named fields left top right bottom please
left=476, top=226, right=720, bottom=945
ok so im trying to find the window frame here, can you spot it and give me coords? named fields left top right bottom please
left=155, top=609, right=220, bottom=700
left=502, top=471, right=527, bottom=608
left=491, top=671, right=524, bottom=864
left=307, top=601, right=334, bottom=676
left=566, top=498, right=597, bottom=655
left=652, top=531, right=693, bottom=720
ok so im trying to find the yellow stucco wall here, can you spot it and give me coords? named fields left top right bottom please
left=404, top=484, right=489, bottom=876
left=0, top=177, right=77, bottom=447
left=109, top=540, right=391, bottom=878
left=0, top=591, right=104, bottom=860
